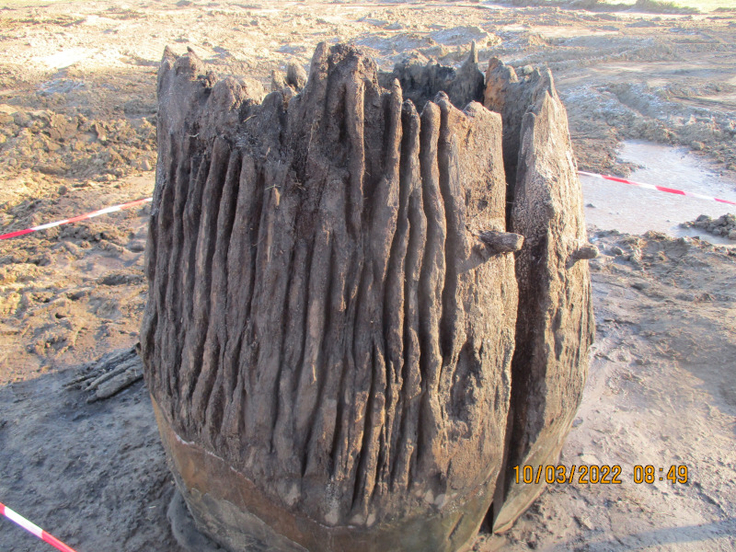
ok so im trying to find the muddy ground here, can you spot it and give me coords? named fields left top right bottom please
left=0, top=1, right=735, bottom=551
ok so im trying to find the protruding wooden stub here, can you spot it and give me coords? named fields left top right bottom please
left=479, top=231, right=525, bottom=255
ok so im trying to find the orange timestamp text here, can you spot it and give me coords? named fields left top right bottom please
left=512, top=464, right=689, bottom=485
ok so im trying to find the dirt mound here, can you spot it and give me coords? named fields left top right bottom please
left=682, top=213, right=736, bottom=240
left=0, top=103, right=156, bottom=181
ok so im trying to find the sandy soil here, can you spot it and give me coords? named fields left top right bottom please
left=0, top=1, right=735, bottom=551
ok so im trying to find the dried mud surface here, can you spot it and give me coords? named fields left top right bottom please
left=1, top=2, right=735, bottom=551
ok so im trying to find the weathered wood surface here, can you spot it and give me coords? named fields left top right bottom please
left=484, top=58, right=595, bottom=532
left=141, top=43, right=593, bottom=552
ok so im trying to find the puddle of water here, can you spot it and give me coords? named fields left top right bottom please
left=581, top=140, right=736, bottom=246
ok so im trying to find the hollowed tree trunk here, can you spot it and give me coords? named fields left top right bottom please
left=141, top=42, right=593, bottom=552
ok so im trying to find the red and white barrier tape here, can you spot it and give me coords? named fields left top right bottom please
left=0, top=502, right=78, bottom=552
left=0, top=197, right=152, bottom=241
left=578, top=170, right=736, bottom=206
